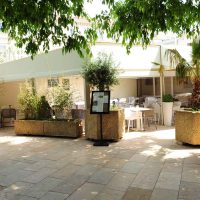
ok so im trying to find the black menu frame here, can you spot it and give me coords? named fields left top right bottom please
left=90, top=91, right=110, bottom=114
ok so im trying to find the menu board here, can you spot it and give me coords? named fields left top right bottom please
left=90, top=91, right=110, bottom=114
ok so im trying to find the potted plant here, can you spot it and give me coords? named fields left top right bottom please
left=162, top=94, right=174, bottom=126
left=82, top=52, right=125, bottom=141
left=15, top=81, right=83, bottom=138
left=82, top=52, right=119, bottom=91
left=167, top=38, right=200, bottom=144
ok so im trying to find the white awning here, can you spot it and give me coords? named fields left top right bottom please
left=91, top=43, right=191, bottom=78
left=0, top=43, right=191, bottom=82
left=0, top=48, right=84, bottom=82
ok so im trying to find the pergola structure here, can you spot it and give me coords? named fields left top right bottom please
left=0, top=43, right=192, bottom=124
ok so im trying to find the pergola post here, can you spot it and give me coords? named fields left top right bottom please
left=84, top=81, right=90, bottom=110
left=153, top=77, right=156, bottom=96
left=170, top=76, right=174, bottom=96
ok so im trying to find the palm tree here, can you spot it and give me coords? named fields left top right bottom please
left=167, top=39, right=200, bottom=109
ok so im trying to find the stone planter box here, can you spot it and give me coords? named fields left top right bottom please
left=15, top=119, right=83, bottom=138
left=175, top=110, right=200, bottom=145
left=85, top=109, right=125, bottom=141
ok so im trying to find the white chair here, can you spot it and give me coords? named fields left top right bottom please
left=118, top=98, right=128, bottom=108
left=143, top=109, right=157, bottom=130
left=128, top=97, right=136, bottom=107
left=143, top=102, right=148, bottom=108
left=134, top=111, right=143, bottom=131
left=174, top=101, right=182, bottom=107
left=124, top=108, right=143, bottom=132
left=144, top=96, right=157, bottom=108
left=152, top=102, right=161, bottom=124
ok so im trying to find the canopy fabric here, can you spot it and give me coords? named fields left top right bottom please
left=91, top=43, right=191, bottom=78
left=0, top=43, right=191, bottom=82
left=0, top=48, right=84, bottom=82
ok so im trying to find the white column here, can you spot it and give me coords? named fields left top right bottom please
left=159, top=45, right=164, bottom=125
left=160, top=74, right=164, bottom=125
left=153, top=77, right=156, bottom=96
left=170, top=77, right=174, bottom=96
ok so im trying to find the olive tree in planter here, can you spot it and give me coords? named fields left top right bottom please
left=82, top=53, right=119, bottom=91
left=167, top=38, right=200, bottom=144
left=162, top=94, right=173, bottom=126
left=82, top=53, right=125, bottom=141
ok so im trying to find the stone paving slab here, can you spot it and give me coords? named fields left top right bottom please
left=1, top=127, right=200, bottom=200
left=88, top=167, right=117, bottom=185
left=155, top=172, right=181, bottom=190
left=21, top=177, right=63, bottom=198
left=39, top=191, right=69, bottom=200
left=179, top=181, right=200, bottom=200
left=182, top=163, right=200, bottom=183
left=121, top=161, right=145, bottom=174
left=94, top=187, right=125, bottom=200
left=51, top=174, right=88, bottom=195
left=66, top=182, right=104, bottom=200
left=131, top=170, right=160, bottom=190
left=122, top=187, right=152, bottom=200
left=107, top=172, right=136, bottom=191
left=150, top=188, right=178, bottom=200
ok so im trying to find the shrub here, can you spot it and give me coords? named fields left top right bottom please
left=37, top=96, right=52, bottom=119
left=162, top=94, right=173, bottom=102
left=46, top=85, right=73, bottom=111
left=18, top=81, right=39, bottom=119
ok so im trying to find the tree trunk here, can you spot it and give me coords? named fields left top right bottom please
left=98, top=84, right=105, bottom=91
left=191, top=77, right=200, bottom=108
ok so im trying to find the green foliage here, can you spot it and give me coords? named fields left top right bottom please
left=0, top=0, right=200, bottom=57
left=166, top=48, right=192, bottom=84
left=95, top=0, right=200, bottom=52
left=46, top=85, right=73, bottom=111
left=37, top=96, right=52, bottom=119
left=162, top=94, right=173, bottom=102
left=18, top=81, right=39, bottom=119
left=0, top=0, right=101, bottom=58
left=167, top=39, right=200, bottom=108
left=192, top=107, right=200, bottom=112
left=82, top=52, right=119, bottom=90
left=18, top=81, right=74, bottom=119
left=192, top=39, right=200, bottom=76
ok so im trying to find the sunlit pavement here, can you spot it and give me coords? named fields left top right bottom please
left=0, top=126, right=200, bottom=200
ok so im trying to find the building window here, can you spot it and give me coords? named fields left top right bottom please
left=48, top=78, right=59, bottom=87
left=62, top=78, right=70, bottom=90
left=145, top=78, right=153, bottom=85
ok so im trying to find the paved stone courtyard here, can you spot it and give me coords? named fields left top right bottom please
left=0, top=127, right=200, bottom=200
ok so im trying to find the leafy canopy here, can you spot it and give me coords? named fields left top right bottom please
left=0, top=0, right=200, bottom=57
left=96, top=0, right=200, bottom=52
left=82, top=52, right=119, bottom=90
left=0, top=0, right=106, bottom=57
